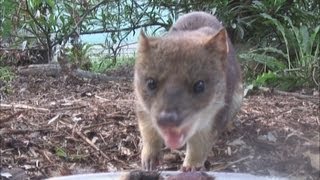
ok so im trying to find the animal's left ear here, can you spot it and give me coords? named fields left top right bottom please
left=204, top=28, right=229, bottom=57
left=138, top=30, right=150, bottom=53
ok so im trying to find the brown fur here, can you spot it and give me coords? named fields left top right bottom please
left=134, top=11, right=243, bottom=171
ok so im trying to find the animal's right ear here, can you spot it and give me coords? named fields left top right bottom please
left=138, top=30, right=150, bottom=52
left=204, top=28, right=229, bottom=56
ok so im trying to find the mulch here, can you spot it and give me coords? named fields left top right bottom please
left=0, top=67, right=319, bottom=179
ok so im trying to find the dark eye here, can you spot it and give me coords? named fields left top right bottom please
left=193, top=80, right=205, bottom=94
left=147, top=78, right=157, bottom=90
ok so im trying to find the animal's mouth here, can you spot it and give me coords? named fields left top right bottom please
left=161, top=125, right=191, bottom=150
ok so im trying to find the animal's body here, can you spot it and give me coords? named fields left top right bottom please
left=134, top=11, right=243, bottom=171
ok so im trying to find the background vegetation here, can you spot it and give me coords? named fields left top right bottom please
left=0, top=0, right=319, bottom=91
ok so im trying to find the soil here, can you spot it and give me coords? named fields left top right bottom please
left=0, top=66, right=319, bottom=180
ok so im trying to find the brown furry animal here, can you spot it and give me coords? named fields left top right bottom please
left=134, top=11, right=243, bottom=171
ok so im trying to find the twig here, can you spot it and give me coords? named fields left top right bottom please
left=0, top=104, right=49, bottom=112
left=95, top=95, right=134, bottom=102
left=258, top=87, right=319, bottom=104
left=40, top=150, right=54, bottom=164
left=25, top=1, right=45, bottom=34
left=55, top=0, right=108, bottom=47
left=72, top=128, right=110, bottom=160
left=53, top=105, right=87, bottom=112
left=79, top=22, right=168, bottom=35
left=94, top=95, right=111, bottom=101
left=0, top=111, right=23, bottom=126
left=0, top=128, right=54, bottom=135
left=212, top=155, right=253, bottom=171
left=82, top=122, right=115, bottom=131
left=25, top=0, right=55, bottom=62
left=48, top=113, right=61, bottom=125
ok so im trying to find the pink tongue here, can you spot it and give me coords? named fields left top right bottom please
left=164, top=131, right=183, bottom=150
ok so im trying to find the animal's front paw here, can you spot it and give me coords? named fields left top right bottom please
left=182, top=156, right=207, bottom=172
left=181, top=165, right=205, bottom=172
left=141, top=148, right=160, bottom=171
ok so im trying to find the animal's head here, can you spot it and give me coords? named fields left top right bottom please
left=134, top=29, right=229, bottom=149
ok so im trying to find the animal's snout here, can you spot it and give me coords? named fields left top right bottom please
left=157, top=110, right=182, bottom=127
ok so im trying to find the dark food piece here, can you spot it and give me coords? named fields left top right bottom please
left=120, top=170, right=215, bottom=180
left=167, top=171, right=215, bottom=180
left=120, top=170, right=163, bottom=180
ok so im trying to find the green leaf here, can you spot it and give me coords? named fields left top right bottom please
left=0, top=67, right=14, bottom=82
left=59, top=15, right=65, bottom=25
left=2, top=21, right=13, bottom=38
left=300, top=25, right=309, bottom=53
left=29, top=0, right=41, bottom=9
left=49, top=14, right=56, bottom=29
left=253, top=71, right=278, bottom=87
left=251, top=47, right=287, bottom=59
left=261, top=13, right=291, bottom=68
left=45, top=0, right=55, bottom=9
left=55, top=147, right=67, bottom=158
left=239, top=52, right=286, bottom=71
left=310, top=25, right=320, bottom=50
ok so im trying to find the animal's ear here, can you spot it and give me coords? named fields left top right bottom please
left=204, top=28, right=229, bottom=57
left=138, top=30, right=150, bottom=53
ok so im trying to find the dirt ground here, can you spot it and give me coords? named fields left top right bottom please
left=0, top=67, right=319, bottom=180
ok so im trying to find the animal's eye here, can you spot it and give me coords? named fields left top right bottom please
left=193, top=80, right=205, bottom=94
left=146, top=78, right=157, bottom=90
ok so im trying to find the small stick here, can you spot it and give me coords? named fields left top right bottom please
left=0, top=111, right=23, bottom=126
left=53, top=105, right=86, bottom=112
left=95, top=95, right=134, bottom=102
left=48, top=113, right=61, bottom=124
left=74, top=129, right=110, bottom=160
left=40, top=150, right=54, bottom=164
left=82, top=121, right=114, bottom=131
left=0, top=103, right=49, bottom=112
left=0, top=128, right=54, bottom=135
left=212, top=155, right=253, bottom=171
left=258, top=87, right=319, bottom=104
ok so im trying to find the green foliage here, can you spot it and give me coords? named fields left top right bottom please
left=54, top=146, right=88, bottom=162
left=239, top=50, right=286, bottom=71
left=55, top=147, right=68, bottom=159
left=253, top=71, right=304, bottom=91
left=0, top=66, right=15, bottom=94
left=90, top=55, right=135, bottom=73
left=110, top=56, right=135, bottom=68
left=1, top=0, right=319, bottom=90
left=146, top=0, right=319, bottom=90
left=253, top=71, right=278, bottom=87
left=291, top=25, right=320, bottom=87
left=0, top=0, right=16, bottom=38
left=234, top=0, right=319, bottom=90
left=0, top=66, right=14, bottom=83
left=66, top=43, right=93, bottom=70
